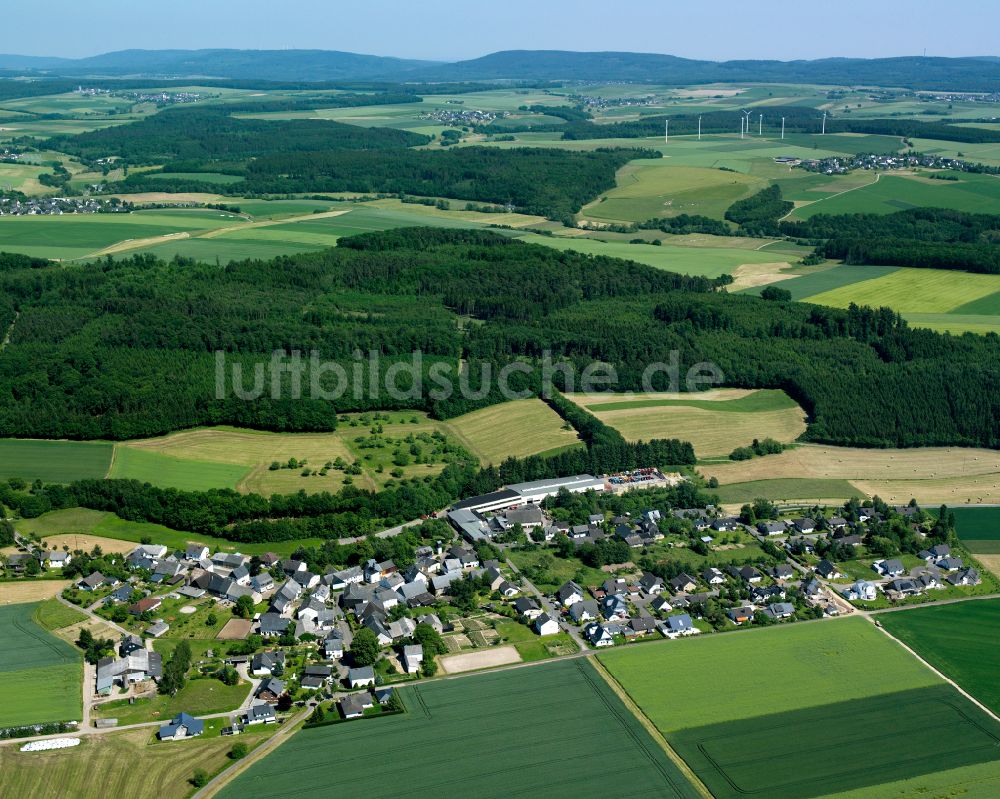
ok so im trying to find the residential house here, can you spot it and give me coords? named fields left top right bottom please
left=300, top=665, right=333, bottom=691
left=662, top=613, right=698, bottom=638
left=792, top=518, right=817, bottom=534
left=323, top=634, right=344, bottom=660
left=513, top=597, right=541, bottom=620
left=251, top=651, right=286, bottom=677
left=757, top=521, right=787, bottom=536
left=764, top=602, right=795, bottom=619
left=876, top=559, right=906, bottom=578
left=628, top=616, right=657, bottom=638
left=947, top=568, right=981, bottom=587
left=569, top=599, right=600, bottom=624
left=702, top=567, right=726, bottom=586
left=245, top=703, right=277, bottom=725
left=402, top=645, right=424, bottom=674
left=78, top=571, right=112, bottom=591
left=815, top=559, right=842, bottom=579
left=348, top=666, right=376, bottom=688
left=129, top=596, right=162, bottom=616
left=726, top=606, right=755, bottom=624
left=583, top=622, right=615, bottom=647
left=158, top=712, right=204, bottom=740
left=599, top=594, right=629, bottom=622
left=669, top=573, right=698, bottom=593
left=339, top=693, right=374, bottom=719
left=557, top=581, right=585, bottom=607
left=534, top=613, right=560, bottom=636
left=185, top=544, right=209, bottom=562
left=845, top=581, right=877, bottom=601
left=771, top=564, right=795, bottom=581
left=256, top=677, right=286, bottom=704
left=257, top=613, right=291, bottom=637
left=638, top=572, right=664, bottom=595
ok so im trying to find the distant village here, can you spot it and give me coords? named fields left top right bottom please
left=781, top=151, right=1000, bottom=175
left=0, top=196, right=130, bottom=216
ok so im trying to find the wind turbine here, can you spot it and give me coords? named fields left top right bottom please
left=781, top=117, right=786, bottom=140
left=742, top=109, right=752, bottom=138
left=698, top=115, right=702, bottom=141
left=759, top=114, right=763, bottom=136
left=664, top=117, right=669, bottom=144
left=822, top=112, right=827, bottom=135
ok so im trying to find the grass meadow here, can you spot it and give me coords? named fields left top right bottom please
left=600, top=618, right=1000, bottom=799
left=790, top=172, right=1000, bottom=218
left=699, top=444, right=1000, bottom=504
left=579, top=161, right=764, bottom=222
left=949, top=506, right=1000, bottom=554
left=15, top=507, right=323, bottom=557
left=442, top=398, right=582, bottom=465
left=570, top=389, right=806, bottom=458
left=0, top=602, right=82, bottom=727
left=0, top=727, right=261, bottom=799
left=879, top=599, right=1000, bottom=714
left=0, top=439, right=113, bottom=482
left=215, top=659, right=701, bottom=799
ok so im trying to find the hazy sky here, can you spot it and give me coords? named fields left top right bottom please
left=2, top=0, right=996, bottom=61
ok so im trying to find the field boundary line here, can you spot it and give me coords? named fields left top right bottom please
left=589, top=656, right=714, bottom=799
left=866, top=615, right=1000, bottom=725
left=105, top=443, right=119, bottom=479
left=780, top=171, right=880, bottom=221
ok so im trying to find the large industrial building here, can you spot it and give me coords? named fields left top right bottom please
left=447, top=474, right=606, bottom=542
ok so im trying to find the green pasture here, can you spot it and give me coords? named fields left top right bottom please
left=600, top=618, right=999, bottom=799
left=802, top=267, right=1000, bottom=314
left=948, top=506, right=1000, bottom=541
left=581, top=161, right=763, bottom=222
left=598, top=618, right=938, bottom=730
left=670, top=684, right=1000, bottom=799
left=0, top=602, right=82, bottom=727
left=879, top=599, right=1000, bottom=714
left=0, top=208, right=243, bottom=259
left=791, top=172, right=1000, bottom=218
left=711, top=478, right=863, bottom=504
left=0, top=439, right=113, bottom=483
left=585, top=388, right=798, bottom=414
left=516, top=232, right=787, bottom=277
left=215, top=659, right=700, bottom=799
left=108, top=447, right=251, bottom=491
left=15, top=507, right=323, bottom=557
left=146, top=171, right=245, bottom=185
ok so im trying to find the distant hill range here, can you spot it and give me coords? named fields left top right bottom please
left=1, top=48, right=1000, bottom=91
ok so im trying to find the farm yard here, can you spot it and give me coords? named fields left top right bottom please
left=569, top=389, right=806, bottom=458
left=441, top=398, right=583, bottom=464
left=599, top=618, right=1000, bottom=799
left=214, top=659, right=702, bottom=799
left=0, top=602, right=82, bottom=728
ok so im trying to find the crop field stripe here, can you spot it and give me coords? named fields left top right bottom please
left=589, top=658, right=713, bottom=799
left=215, top=658, right=701, bottom=799
left=877, top=598, right=1000, bottom=716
